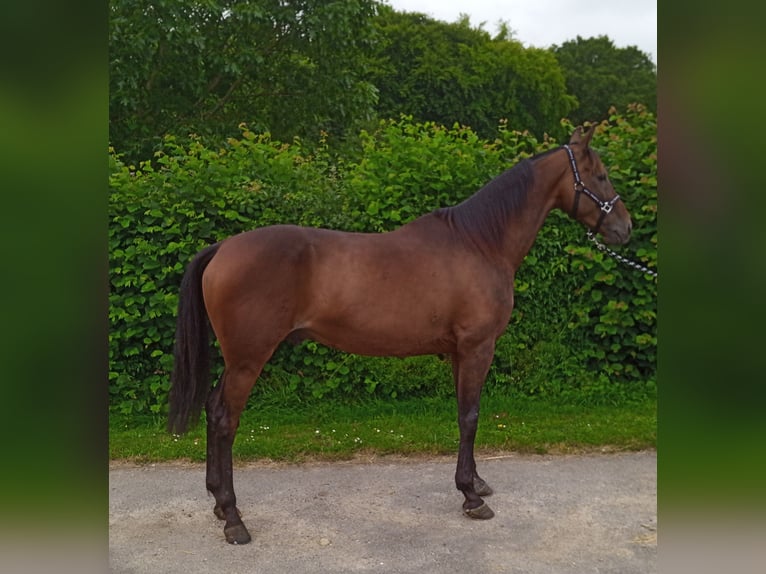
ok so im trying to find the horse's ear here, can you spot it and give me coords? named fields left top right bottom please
left=569, top=124, right=596, bottom=148
left=581, top=124, right=596, bottom=148
left=568, top=126, right=585, bottom=145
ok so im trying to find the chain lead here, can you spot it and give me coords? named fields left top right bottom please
left=586, top=231, right=658, bottom=280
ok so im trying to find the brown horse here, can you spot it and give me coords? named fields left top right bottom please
left=168, top=125, right=632, bottom=544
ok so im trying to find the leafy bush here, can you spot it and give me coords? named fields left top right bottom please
left=343, top=118, right=505, bottom=231
left=108, top=132, right=343, bottom=414
left=109, top=108, right=657, bottom=414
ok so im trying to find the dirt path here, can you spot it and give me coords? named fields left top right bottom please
left=109, top=451, right=656, bottom=573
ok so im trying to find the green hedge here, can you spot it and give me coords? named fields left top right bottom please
left=109, top=105, right=656, bottom=414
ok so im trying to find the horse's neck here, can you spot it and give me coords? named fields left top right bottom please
left=500, top=153, right=566, bottom=271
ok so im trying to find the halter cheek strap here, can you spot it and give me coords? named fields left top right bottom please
left=563, top=144, right=622, bottom=234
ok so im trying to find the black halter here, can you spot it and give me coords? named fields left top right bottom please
left=563, top=144, right=621, bottom=234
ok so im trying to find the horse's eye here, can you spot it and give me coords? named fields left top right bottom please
left=597, top=174, right=607, bottom=182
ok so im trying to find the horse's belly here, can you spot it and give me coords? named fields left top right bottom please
left=294, top=313, right=456, bottom=357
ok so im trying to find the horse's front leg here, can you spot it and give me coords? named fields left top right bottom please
left=452, top=344, right=495, bottom=519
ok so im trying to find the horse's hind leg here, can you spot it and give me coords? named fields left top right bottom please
left=205, top=379, right=228, bottom=520
left=205, top=361, right=264, bottom=545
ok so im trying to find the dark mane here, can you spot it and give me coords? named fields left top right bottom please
left=433, top=147, right=560, bottom=252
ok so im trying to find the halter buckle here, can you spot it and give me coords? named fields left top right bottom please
left=601, top=195, right=620, bottom=214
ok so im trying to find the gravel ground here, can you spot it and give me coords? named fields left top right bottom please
left=109, top=451, right=656, bottom=573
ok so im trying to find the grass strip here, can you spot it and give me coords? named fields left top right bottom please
left=110, top=395, right=656, bottom=463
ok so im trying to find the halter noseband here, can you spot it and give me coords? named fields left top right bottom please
left=563, top=144, right=621, bottom=234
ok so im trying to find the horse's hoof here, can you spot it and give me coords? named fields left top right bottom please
left=463, top=502, right=495, bottom=520
left=224, top=523, right=252, bottom=545
left=473, top=476, right=493, bottom=497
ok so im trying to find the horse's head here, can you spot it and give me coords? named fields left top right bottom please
left=562, top=126, right=632, bottom=245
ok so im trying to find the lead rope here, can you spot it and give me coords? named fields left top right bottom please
left=585, top=230, right=658, bottom=280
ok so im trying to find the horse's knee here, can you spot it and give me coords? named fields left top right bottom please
left=457, top=409, right=479, bottom=431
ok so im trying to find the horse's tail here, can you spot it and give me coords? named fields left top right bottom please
left=167, top=243, right=221, bottom=435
